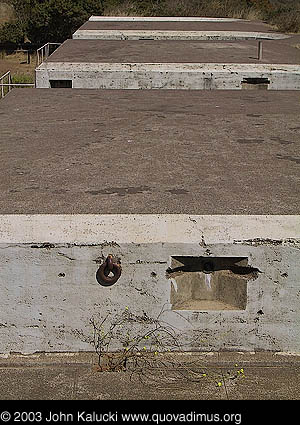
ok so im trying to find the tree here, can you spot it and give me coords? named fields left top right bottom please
left=0, top=21, right=25, bottom=44
left=3, top=0, right=104, bottom=45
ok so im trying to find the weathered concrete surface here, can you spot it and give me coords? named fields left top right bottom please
left=73, top=30, right=288, bottom=41
left=0, top=215, right=299, bottom=353
left=88, top=16, right=244, bottom=22
left=41, top=39, right=300, bottom=64
left=1, top=89, right=300, bottom=214
left=0, top=215, right=298, bottom=244
left=0, top=352, right=300, bottom=400
left=1, top=90, right=299, bottom=354
left=89, top=15, right=244, bottom=22
left=77, top=17, right=280, bottom=34
left=35, top=38, right=300, bottom=90
left=36, top=62, right=300, bottom=90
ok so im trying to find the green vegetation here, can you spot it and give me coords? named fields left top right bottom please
left=103, top=0, right=300, bottom=32
left=0, top=0, right=104, bottom=44
left=11, top=72, right=34, bottom=84
left=0, top=2, right=15, bottom=26
left=74, top=306, right=246, bottom=391
left=0, top=0, right=300, bottom=45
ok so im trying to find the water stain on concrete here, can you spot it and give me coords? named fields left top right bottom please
left=276, top=154, right=300, bottom=164
left=86, top=186, right=151, bottom=196
left=236, top=138, right=264, bottom=144
left=52, top=189, right=69, bottom=194
left=167, top=188, right=189, bottom=195
left=270, top=137, right=293, bottom=145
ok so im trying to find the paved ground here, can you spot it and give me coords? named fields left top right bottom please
left=1, top=89, right=300, bottom=214
left=0, top=351, right=299, bottom=400
left=47, top=38, right=300, bottom=64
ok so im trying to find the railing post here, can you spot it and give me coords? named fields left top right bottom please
left=8, top=72, right=11, bottom=93
left=258, top=40, right=263, bottom=60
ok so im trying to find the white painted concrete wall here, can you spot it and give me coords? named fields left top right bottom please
left=89, top=16, right=245, bottom=22
left=0, top=215, right=299, bottom=353
left=35, top=63, right=300, bottom=90
left=73, top=30, right=288, bottom=40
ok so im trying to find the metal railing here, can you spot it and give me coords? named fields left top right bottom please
left=15, top=49, right=31, bottom=64
left=0, top=71, right=35, bottom=99
left=36, top=42, right=61, bottom=66
left=0, top=71, right=12, bottom=98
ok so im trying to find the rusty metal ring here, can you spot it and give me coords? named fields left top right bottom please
left=106, top=255, right=114, bottom=272
left=96, top=255, right=122, bottom=287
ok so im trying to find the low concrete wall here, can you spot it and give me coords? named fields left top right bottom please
left=73, top=30, right=288, bottom=41
left=89, top=17, right=244, bottom=22
left=35, top=63, right=300, bottom=90
left=0, top=215, right=299, bottom=353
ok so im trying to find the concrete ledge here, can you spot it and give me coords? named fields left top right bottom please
left=1, top=215, right=299, bottom=244
left=35, top=62, right=300, bottom=90
left=37, top=62, right=300, bottom=72
left=89, top=16, right=244, bottom=22
left=73, top=30, right=289, bottom=40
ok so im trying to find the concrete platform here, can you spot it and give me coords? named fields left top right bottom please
left=0, top=89, right=299, bottom=354
left=74, top=16, right=288, bottom=41
left=76, top=16, right=278, bottom=34
left=1, top=89, right=300, bottom=214
left=35, top=38, right=300, bottom=89
left=42, top=39, right=300, bottom=64
left=0, top=352, right=300, bottom=400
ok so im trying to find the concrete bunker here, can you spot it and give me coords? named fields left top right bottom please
left=168, top=256, right=259, bottom=311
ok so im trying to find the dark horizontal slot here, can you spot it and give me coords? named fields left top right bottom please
left=242, top=78, right=270, bottom=85
left=50, top=80, right=72, bottom=88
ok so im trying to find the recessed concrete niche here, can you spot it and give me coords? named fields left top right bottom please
left=168, top=256, right=258, bottom=311
left=241, top=77, right=270, bottom=90
left=49, top=79, right=72, bottom=88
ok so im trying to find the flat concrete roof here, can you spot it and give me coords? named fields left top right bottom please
left=46, top=38, right=300, bottom=65
left=78, top=19, right=274, bottom=33
left=1, top=89, right=300, bottom=214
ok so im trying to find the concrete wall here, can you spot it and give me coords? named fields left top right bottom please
left=35, top=63, right=300, bottom=90
left=0, top=215, right=299, bottom=353
left=73, top=30, right=288, bottom=41
left=88, top=17, right=244, bottom=22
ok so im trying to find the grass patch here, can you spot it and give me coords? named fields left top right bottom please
left=1, top=72, right=34, bottom=98
left=11, top=73, right=34, bottom=85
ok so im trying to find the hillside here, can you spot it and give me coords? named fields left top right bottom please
left=103, top=0, right=300, bottom=32
left=0, top=0, right=300, bottom=45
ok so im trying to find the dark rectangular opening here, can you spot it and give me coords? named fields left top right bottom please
left=242, top=78, right=270, bottom=85
left=241, top=77, right=270, bottom=90
left=50, top=80, right=72, bottom=88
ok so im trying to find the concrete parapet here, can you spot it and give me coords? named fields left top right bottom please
left=35, top=62, right=300, bottom=90
left=73, top=30, right=289, bottom=41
